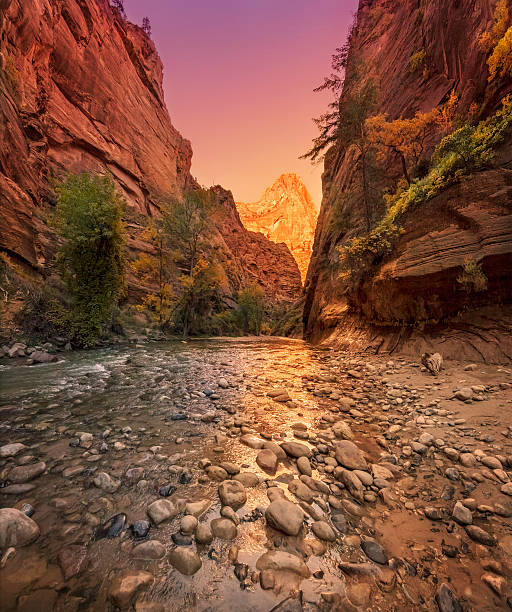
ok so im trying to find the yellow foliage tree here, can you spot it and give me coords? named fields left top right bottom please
left=132, top=220, right=174, bottom=327
left=488, top=26, right=512, bottom=81
left=480, top=0, right=509, bottom=50
left=366, top=93, right=458, bottom=184
left=176, top=257, right=224, bottom=337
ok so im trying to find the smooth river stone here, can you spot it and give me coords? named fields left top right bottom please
left=0, top=508, right=40, bottom=548
left=218, top=480, right=247, bottom=509
left=169, top=547, right=202, bottom=575
left=265, top=500, right=304, bottom=536
left=335, top=441, right=368, bottom=471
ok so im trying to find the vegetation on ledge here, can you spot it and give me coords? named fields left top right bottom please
left=337, top=95, right=512, bottom=280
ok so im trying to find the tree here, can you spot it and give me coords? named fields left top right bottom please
left=54, top=173, right=125, bottom=347
left=111, top=0, right=126, bottom=18
left=132, top=219, right=174, bottom=327
left=164, top=189, right=218, bottom=337
left=302, top=22, right=378, bottom=231
left=142, top=17, right=152, bottom=37
left=235, top=284, right=265, bottom=335
left=165, top=189, right=216, bottom=278
left=488, top=26, right=512, bottom=82
left=174, top=258, right=223, bottom=337
left=301, top=17, right=357, bottom=163
left=337, top=69, right=378, bottom=230
left=365, top=92, right=458, bottom=184
left=366, top=111, right=439, bottom=184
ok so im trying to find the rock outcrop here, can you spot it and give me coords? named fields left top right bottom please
left=237, top=173, right=318, bottom=282
left=304, top=0, right=512, bottom=362
left=0, top=0, right=300, bottom=305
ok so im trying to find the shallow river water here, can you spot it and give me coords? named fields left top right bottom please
left=0, top=338, right=352, bottom=611
left=1, top=338, right=511, bottom=611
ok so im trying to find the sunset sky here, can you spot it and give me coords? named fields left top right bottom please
left=123, top=0, right=357, bottom=207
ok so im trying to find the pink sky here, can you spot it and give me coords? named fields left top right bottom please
left=123, top=0, right=357, bottom=207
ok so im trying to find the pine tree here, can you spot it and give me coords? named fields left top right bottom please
left=111, top=0, right=126, bottom=18
left=142, top=17, right=152, bottom=37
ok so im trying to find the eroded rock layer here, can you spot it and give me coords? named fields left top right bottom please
left=0, top=0, right=301, bottom=303
left=304, top=0, right=512, bottom=361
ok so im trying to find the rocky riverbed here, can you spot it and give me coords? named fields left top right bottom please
left=1, top=338, right=512, bottom=611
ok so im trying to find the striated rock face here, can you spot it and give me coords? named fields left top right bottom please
left=237, top=173, right=318, bottom=282
left=304, top=0, right=512, bottom=362
left=0, top=0, right=192, bottom=269
left=0, top=0, right=300, bottom=304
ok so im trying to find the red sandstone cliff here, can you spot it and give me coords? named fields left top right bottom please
left=0, top=0, right=301, bottom=304
left=304, top=0, right=512, bottom=362
left=236, top=173, right=318, bottom=282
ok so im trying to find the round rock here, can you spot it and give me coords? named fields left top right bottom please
left=265, top=500, right=304, bottom=536
left=311, top=521, right=336, bottom=542
left=180, top=515, right=198, bottom=535
left=218, top=480, right=247, bottom=510
left=0, top=508, right=40, bottom=549
left=169, top=547, right=202, bottom=575
left=256, top=449, right=278, bottom=474
left=132, top=540, right=166, bottom=560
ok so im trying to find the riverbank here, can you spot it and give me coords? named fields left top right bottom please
left=1, top=339, right=512, bottom=610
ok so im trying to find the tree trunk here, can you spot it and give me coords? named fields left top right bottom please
left=398, top=150, right=411, bottom=184
left=360, top=150, right=371, bottom=232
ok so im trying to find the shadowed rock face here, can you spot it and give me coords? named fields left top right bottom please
left=0, top=0, right=301, bottom=304
left=304, top=0, right=512, bottom=362
left=236, top=174, right=318, bottom=282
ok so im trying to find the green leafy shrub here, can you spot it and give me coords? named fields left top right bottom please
left=234, top=284, right=265, bottom=335
left=339, top=96, right=512, bottom=278
left=457, top=259, right=488, bottom=292
left=53, top=173, right=126, bottom=347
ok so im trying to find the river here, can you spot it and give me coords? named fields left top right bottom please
left=1, top=338, right=510, bottom=611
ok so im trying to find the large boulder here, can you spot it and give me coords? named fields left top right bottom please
left=280, top=441, right=311, bottom=458
left=265, top=500, right=304, bottom=536
left=147, top=500, right=177, bottom=525
left=168, top=547, right=202, bottom=575
left=0, top=508, right=40, bottom=548
left=335, top=441, right=368, bottom=471
left=218, top=480, right=247, bottom=510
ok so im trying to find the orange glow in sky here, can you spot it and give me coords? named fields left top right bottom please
left=124, top=0, right=357, bottom=207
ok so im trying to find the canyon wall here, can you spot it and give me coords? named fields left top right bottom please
left=304, top=0, right=512, bottom=362
left=0, top=0, right=300, bottom=304
left=236, top=173, right=318, bottom=282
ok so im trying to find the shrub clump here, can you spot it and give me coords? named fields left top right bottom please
left=457, top=259, right=488, bottom=293
left=409, top=49, right=426, bottom=72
